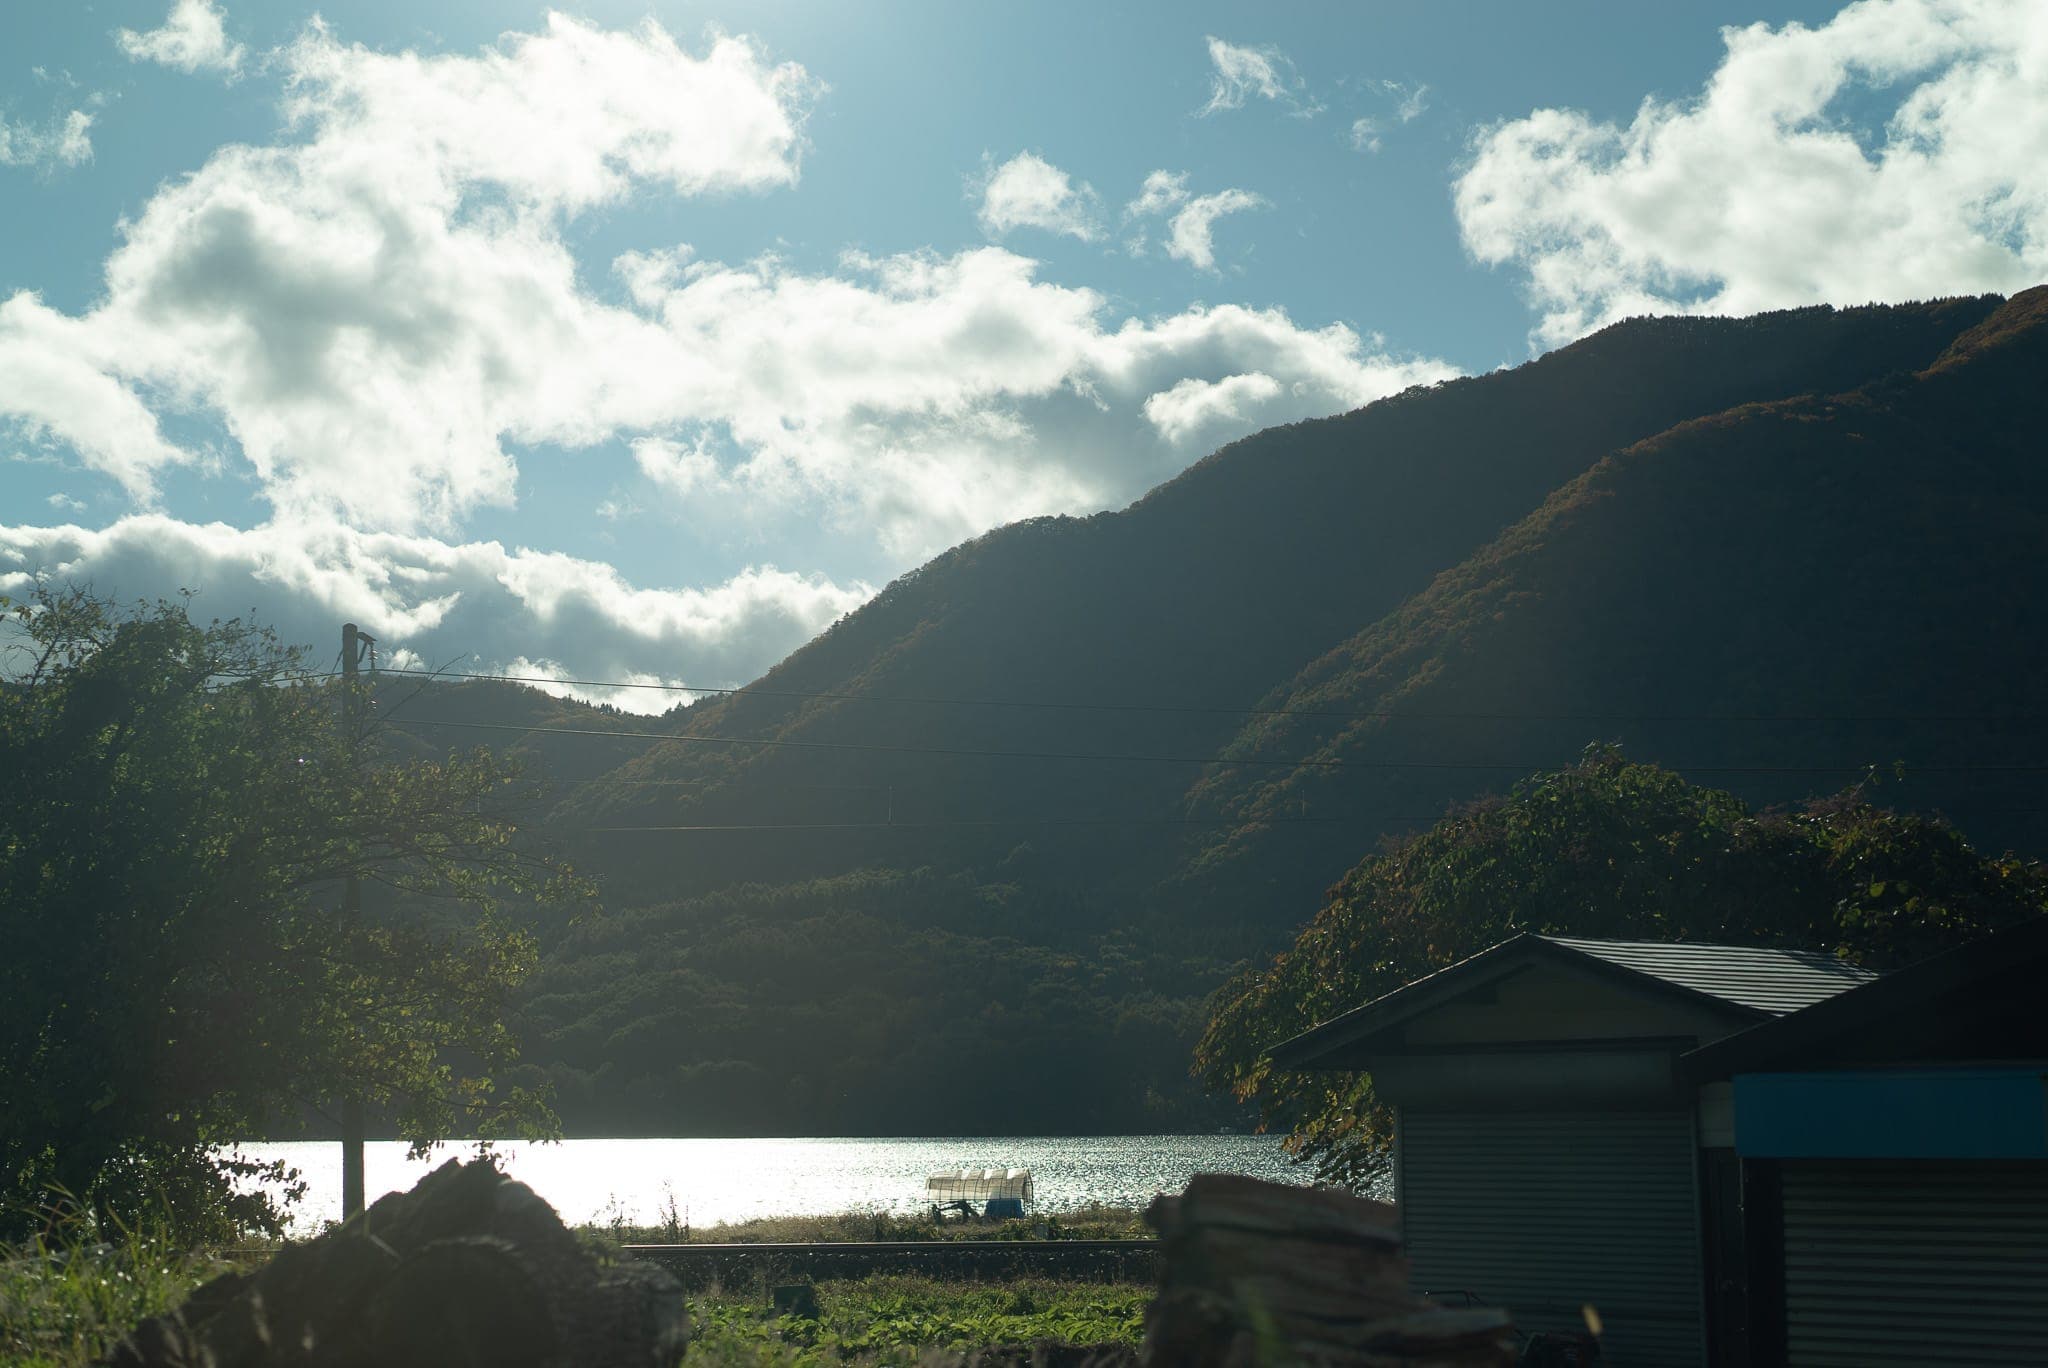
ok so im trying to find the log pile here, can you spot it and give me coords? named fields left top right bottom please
left=1138, top=1174, right=1515, bottom=1367
left=101, top=1159, right=688, bottom=1368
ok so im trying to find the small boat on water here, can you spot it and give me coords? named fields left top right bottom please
left=926, top=1167, right=1034, bottom=1220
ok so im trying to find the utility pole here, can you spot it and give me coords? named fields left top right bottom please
left=340, top=622, right=374, bottom=1221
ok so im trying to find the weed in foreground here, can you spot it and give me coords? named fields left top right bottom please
left=684, top=1274, right=1147, bottom=1365
left=0, top=1203, right=252, bottom=1368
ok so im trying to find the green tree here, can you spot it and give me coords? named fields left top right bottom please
left=0, top=589, right=591, bottom=1238
left=1193, top=745, right=2048, bottom=1190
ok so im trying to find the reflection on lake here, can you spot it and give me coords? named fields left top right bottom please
left=236, top=1135, right=1307, bottom=1233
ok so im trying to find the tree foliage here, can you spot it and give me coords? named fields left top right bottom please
left=0, top=589, right=590, bottom=1237
left=1192, top=746, right=2048, bottom=1189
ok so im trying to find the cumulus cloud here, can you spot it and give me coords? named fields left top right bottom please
left=117, top=0, right=245, bottom=77
left=0, top=516, right=871, bottom=711
left=1124, top=172, right=1266, bottom=271
left=0, top=293, right=186, bottom=499
left=974, top=152, right=1101, bottom=240
left=608, top=246, right=1446, bottom=555
left=1141, top=373, right=1283, bottom=446
left=0, top=109, right=93, bottom=169
left=1201, top=37, right=1314, bottom=117
left=4, top=11, right=1456, bottom=688
left=1, top=14, right=818, bottom=531
left=631, top=434, right=726, bottom=500
left=278, top=15, right=819, bottom=211
left=1455, top=0, right=2048, bottom=346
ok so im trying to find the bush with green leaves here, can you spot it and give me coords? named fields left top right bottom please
left=0, top=588, right=590, bottom=1239
left=1195, top=745, right=2048, bottom=1188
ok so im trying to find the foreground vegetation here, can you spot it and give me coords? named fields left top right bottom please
left=1, top=589, right=588, bottom=1241
left=1, top=1216, right=1144, bottom=1368
left=686, top=1276, right=1144, bottom=1365
left=0, top=1213, right=258, bottom=1368
left=1197, top=746, right=2048, bottom=1187
left=593, top=1206, right=1148, bottom=1246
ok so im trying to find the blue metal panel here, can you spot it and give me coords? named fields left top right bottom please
left=1734, top=1069, right=2048, bottom=1158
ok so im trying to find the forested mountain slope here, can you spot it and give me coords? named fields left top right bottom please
left=499, top=292, right=2048, bottom=1137
left=559, top=298, right=1999, bottom=909
left=1179, top=285, right=2048, bottom=918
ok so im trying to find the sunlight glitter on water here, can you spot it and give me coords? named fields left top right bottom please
left=235, top=1135, right=1309, bottom=1233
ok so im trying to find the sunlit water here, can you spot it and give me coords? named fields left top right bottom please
left=236, top=1135, right=1308, bottom=1234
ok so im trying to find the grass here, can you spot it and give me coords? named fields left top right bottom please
left=2, top=1207, right=1153, bottom=1368
left=684, top=1274, right=1147, bottom=1366
left=0, top=1213, right=258, bottom=1368
left=592, top=1204, right=1150, bottom=1246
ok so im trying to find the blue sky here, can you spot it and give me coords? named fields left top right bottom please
left=2, top=1, right=2043, bottom=705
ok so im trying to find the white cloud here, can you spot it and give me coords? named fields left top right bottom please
left=1201, top=36, right=1314, bottom=117
left=610, top=245, right=1448, bottom=556
left=117, top=0, right=246, bottom=77
left=0, top=109, right=93, bottom=169
left=974, top=152, right=1101, bottom=240
left=4, top=12, right=1454, bottom=657
left=1166, top=190, right=1267, bottom=272
left=1455, top=0, right=2048, bottom=347
left=1141, top=372, right=1283, bottom=446
left=0, top=516, right=871, bottom=711
left=46, top=493, right=86, bottom=514
left=1, top=15, right=817, bottom=531
left=1122, top=173, right=1267, bottom=271
left=1126, top=170, right=1190, bottom=221
left=1350, top=80, right=1429, bottom=153
left=278, top=14, right=819, bottom=212
left=632, top=434, right=726, bottom=499
left=0, top=293, right=186, bottom=500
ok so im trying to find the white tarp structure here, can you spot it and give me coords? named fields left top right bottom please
left=925, top=1168, right=1034, bottom=1204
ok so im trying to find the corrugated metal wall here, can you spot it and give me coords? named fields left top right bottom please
left=1400, top=1110, right=1704, bottom=1367
left=1780, top=1160, right=2048, bottom=1366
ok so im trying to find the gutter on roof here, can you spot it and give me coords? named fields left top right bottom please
left=1267, top=933, right=1769, bottom=1073
left=1264, top=935, right=1542, bottom=1072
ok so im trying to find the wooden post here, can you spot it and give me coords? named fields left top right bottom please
left=341, top=622, right=369, bottom=1220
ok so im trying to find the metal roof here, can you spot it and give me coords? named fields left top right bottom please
left=1683, top=915, right=2048, bottom=1080
left=1269, top=932, right=1883, bottom=1072
left=1541, top=937, right=1877, bottom=1016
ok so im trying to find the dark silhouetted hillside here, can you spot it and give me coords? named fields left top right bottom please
left=490, top=292, right=2048, bottom=1136
left=559, top=297, right=2001, bottom=911
left=1179, top=285, right=2048, bottom=919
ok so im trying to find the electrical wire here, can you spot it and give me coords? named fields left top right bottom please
left=387, top=715, right=2048, bottom=776
left=368, top=664, right=2045, bottom=727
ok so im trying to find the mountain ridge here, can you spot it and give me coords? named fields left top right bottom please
left=555, top=295, right=2005, bottom=913
left=1178, top=285, right=2048, bottom=915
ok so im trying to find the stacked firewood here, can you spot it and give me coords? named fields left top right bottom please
left=1139, top=1174, right=1515, bottom=1367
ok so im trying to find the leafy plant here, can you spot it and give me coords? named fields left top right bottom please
left=0, top=588, right=593, bottom=1239
left=0, top=1194, right=256, bottom=1368
left=1194, top=746, right=2048, bottom=1187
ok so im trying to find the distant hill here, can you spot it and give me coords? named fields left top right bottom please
left=369, top=674, right=657, bottom=793
left=558, top=296, right=2001, bottom=907
left=487, top=289, right=2048, bottom=1137
left=1180, top=285, right=2048, bottom=916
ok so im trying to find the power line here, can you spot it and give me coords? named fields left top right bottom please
left=370, top=665, right=2044, bottom=727
left=387, top=715, right=2048, bottom=777
left=587, top=816, right=1367, bottom=832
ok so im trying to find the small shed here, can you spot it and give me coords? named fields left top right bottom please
left=1270, top=935, right=1876, bottom=1367
left=1682, top=916, right=2048, bottom=1367
left=926, top=1167, right=1034, bottom=1218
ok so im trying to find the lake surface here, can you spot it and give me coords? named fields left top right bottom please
left=237, top=1135, right=1308, bottom=1233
